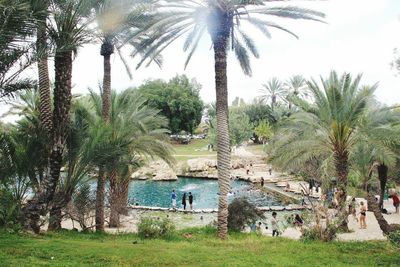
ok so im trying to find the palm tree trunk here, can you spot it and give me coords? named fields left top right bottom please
left=101, top=52, right=111, bottom=120
left=36, top=23, right=52, bottom=134
left=23, top=50, right=73, bottom=233
left=213, top=36, right=231, bottom=239
left=377, top=163, right=388, bottom=210
left=95, top=41, right=113, bottom=232
left=95, top=168, right=106, bottom=232
left=334, top=150, right=349, bottom=229
left=366, top=193, right=392, bottom=234
left=117, top=176, right=130, bottom=216
left=109, top=167, right=119, bottom=227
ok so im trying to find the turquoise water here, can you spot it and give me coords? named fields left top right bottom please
left=127, top=177, right=280, bottom=209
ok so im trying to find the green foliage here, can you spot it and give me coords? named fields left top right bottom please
left=227, top=198, right=265, bottom=231
left=269, top=71, right=376, bottom=174
left=138, top=217, right=175, bottom=239
left=209, top=107, right=253, bottom=147
left=244, top=99, right=274, bottom=126
left=136, top=75, right=204, bottom=134
left=67, top=183, right=95, bottom=232
left=254, top=120, right=273, bottom=144
left=138, top=1, right=325, bottom=76
left=387, top=230, right=400, bottom=246
left=0, top=189, right=21, bottom=231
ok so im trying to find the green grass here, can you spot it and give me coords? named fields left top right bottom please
left=1, top=229, right=399, bottom=266
left=246, top=144, right=266, bottom=155
left=172, top=139, right=216, bottom=161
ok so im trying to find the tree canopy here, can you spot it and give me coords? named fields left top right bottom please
left=136, top=75, right=204, bottom=134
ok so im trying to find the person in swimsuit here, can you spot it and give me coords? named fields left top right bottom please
left=359, top=201, right=367, bottom=229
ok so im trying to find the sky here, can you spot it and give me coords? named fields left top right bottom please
left=1, top=0, right=400, bottom=121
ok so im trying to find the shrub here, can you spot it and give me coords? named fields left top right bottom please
left=227, top=198, right=264, bottom=231
left=138, top=217, right=175, bottom=239
left=387, top=230, right=400, bottom=246
left=0, top=189, right=21, bottom=231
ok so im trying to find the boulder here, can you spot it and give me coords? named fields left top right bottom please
left=187, top=158, right=217, bottom=172
left=131, top=160, right=177, bottom=181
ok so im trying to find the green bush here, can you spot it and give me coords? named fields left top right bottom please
left=387, top=230, right=400, bottom=246
left=0, top=189, right=21, bottom=231
left=227, top=198, right=265, bottom=231
left=138, top=217, right=175, bottom=239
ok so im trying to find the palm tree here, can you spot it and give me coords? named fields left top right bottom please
left=137, top=0, right=324, bottom=238
left=259, top=77, right=285, bottom=111
left=87, top=89, right=174, bottom=227
left=93, top=0, right=163, bottom=231
left=284, top=75, right=308, bottom=109
left=356, top=106, right=400, bottom=209
left=23, top=0, right=96, bottom=233
left=29, top=0, right=53, bottom=134
left=269, top=72, right=375, bottom=221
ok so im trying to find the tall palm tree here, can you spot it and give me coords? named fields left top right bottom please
left=137, top=0, right=324, bottom=238
left=269, top=72, right=375, bottom=223
left=23, top=0, right=96, bottom=233
left=29, top=0, right=53, bottom=134
left=284, top=75, right=308, bottom=109
left=93, top=0, right=163, bottom=231
left=259, top=77, right=285, bottom=111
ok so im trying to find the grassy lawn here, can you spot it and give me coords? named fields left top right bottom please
left=1, top=228, right=399, bottom=267
left=172, top=139, right=216, bottom=161
left=245, top=144, right=266, bottom=156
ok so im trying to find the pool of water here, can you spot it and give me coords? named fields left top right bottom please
left=127, top=177, right=280, bottom=209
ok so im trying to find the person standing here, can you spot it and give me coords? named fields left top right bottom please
left=271, top=212, right=279, bottom=237
left=171, top=190, right=177, bottom=209
left=182, top=192, right=187, bottom=210
left=268, top=167, right=272, bottom=176
left=188, top=192, right=193, bottom=210
left=261, top=177, right=264, bottom=187
left=359, top=201, right=367, bottom=229
left=390, top=192, right=400, bottom=214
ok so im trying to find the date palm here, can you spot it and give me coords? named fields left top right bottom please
left=269, top=71, right=376, bottom=225
left=284, top=75, right=308, bottom=109
left=93, top=0, right=163, bottom=231
left=259, top=77, right=285, bottom=111
left=23, top=0, right=96, bottom=233
left=139, top=0, right=324, bottom=238
left=87, top=89, right=174, bottom=227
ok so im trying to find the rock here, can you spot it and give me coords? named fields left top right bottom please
left=258, top=206, right=270, bottom=211
left=270, top=206, right=285, bottom=211
left=187, top=158, right=217, bottom=172
left=131, top=160, right=177, bottom=181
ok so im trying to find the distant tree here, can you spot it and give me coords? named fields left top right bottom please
left=259, top=77, right=286, bottom=111
left=284, top=75, right=308, bottom=109
left=231, top=97, right=245, bottom=107
left=209, top=107, right=253, bottom=147
left=136, top=75, right=204, bottom=134
left=254, top=120, right=273, bottom=145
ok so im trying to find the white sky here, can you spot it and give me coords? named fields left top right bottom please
left=1, top=0, right=400, bottom=121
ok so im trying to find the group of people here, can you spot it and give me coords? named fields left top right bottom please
left=171, top=190, right=193, bottom=210
left=250, top=212, right=304, bottom=237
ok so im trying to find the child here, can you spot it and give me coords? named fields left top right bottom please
left=348, top=198, right=358, bottom=222
left=271, top=212, right=279, bottom=237
left=359, top=201, right=367, bottom=229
